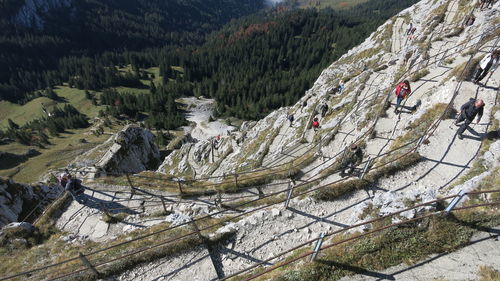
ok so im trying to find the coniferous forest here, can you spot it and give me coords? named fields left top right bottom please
left=0, top=0, right=418, bottom=135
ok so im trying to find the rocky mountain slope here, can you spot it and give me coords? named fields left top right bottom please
left=1, top=0, right=499, bottom=280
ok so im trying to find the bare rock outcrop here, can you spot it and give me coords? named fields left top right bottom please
left=72, top=125, right=160, bottom=176
left=0, top=178, right=62, bottom=228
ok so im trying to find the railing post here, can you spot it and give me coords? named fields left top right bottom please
left=79, top=252, right=100, bottom=277
left=160, top=197, right=168, bottom=214
left=318, top=138, right=322, bottom=156
left=126, top=173, right=136, bottom=199
left=359, top=157, right=373, bottom=180
left=234, top=173, right=239, bottom=188
left=177, top=179, right=184, bottom=194
left=284, top=181, right=295, bottom=209
left=310, top=232, right=326, bottom=261
left=190, top=219, right=204, bottom=241
left=211, top=138, right=215, bottom=163
left=445, top=190, right=466, bottom=214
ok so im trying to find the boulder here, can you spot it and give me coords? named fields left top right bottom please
left=1, top=222, right=36, bottom=238
left=71, top=125, right=161, bottom=176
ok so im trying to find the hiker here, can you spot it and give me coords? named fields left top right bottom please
left=312, top=117, right=320, bottom=131
left=393, top=80, right=412, bottom=114
left=455, top=98, right=484, bottom=140
left=287, top=113, right=295, bottom=127
left=337, top=80, right=345, bottom=94
left=403, top=50, right=413, bottom=65
left=473, top=50, right=499, bottom=84
left=340, top=144, right=364, bottom=177
left=57, top=169, right=71, bottom=188
left=213, top=135, right=221, bottom=149
left=464, top=14, right=475, bottom=26
left=407, top=27, right=417, bottom=40
left=320, top=103, right=329, bottom=117
left=61, top=171, right=85, bottom=202
left=406, top=22, right=413, bottom=35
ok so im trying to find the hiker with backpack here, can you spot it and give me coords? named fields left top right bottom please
left=455, top=98, right=484, bottom=140
left=393, top=80, right=412, bottom=114
left=340, top=144, right=364, bottom=177
left=59, top=169, right=85, bottom=202
left=312, top=117, right=320, bottom=131
left=473, top=50, right=499, bottom=84
left=287, top=113, right=295, bottom=127
left=320, top=103, right=329, bottom=117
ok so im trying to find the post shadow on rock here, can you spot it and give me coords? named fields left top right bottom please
left=71, top=190, right=138, bottom=215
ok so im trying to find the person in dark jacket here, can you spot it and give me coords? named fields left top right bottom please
left=455, top=98, right=484, bottom=140
left=320, top=103, right=329, bottom=117
left=287, top=113, right=294, bottom=127
left=340, top=144, right=363, bottom=177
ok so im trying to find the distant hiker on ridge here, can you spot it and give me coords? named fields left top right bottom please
left=473, top=50, right=499, bottom=84
left=406, top=22, right=413, bottom=35
left=340, top=144, right=363, bottom=177
left=393, top=80, right=411, bottom=114
left=287, top=113, right=294, bottom=127
left=455, top=98, right=484, bottom=140
left=407, top=27, right=417, bottom=40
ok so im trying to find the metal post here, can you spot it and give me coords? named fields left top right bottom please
left=234, top=174, right=239, bottom=188
left=177, top=180, right=183, bottom=194
left=310, top=232, right=326, bottom=261
left=256, top=186, right=264, bottom=199
left=445, top=190, right=466, bottom=213
left=360, top=157, right=373, bottom=180
left=284, top=181, right=295, bottom=209
left=126, top=173, right=136, bottom=199
left=79, top=252, right=99, bottom=277
left=190, top=219, right=204, bottom=241
left=160, top=197, right=168, bottom=214
left=211, top=138, right=215, bottom=163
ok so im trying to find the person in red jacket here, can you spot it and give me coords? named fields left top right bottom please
left=394, top=80, right=411, bottom=114
left=312, top=117, right=320, bottom=131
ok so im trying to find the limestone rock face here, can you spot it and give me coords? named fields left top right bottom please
left=72, top=125, right=161, bottom=176
left=0, top=178, right=62, bottom=228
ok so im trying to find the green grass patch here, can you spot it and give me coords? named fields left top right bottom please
left=410, top=69, right=430, bottom=82
left=101, top=212, right=129, bottom=224
left=314, top=152, right=421, bottom=201
left=0, top=127, right=115, bottom=183
left=478, top=265, right=500, bottom=281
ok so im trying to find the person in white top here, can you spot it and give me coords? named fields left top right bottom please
left=473, top=50, right=499, bottom=84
